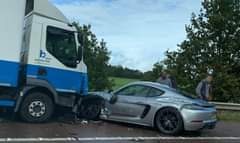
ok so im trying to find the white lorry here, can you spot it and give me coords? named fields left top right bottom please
left=0, top=0, right=103, bottom=122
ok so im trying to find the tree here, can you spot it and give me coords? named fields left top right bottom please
left=164, top=0, right=240, bottom=102
left=142, top=62, right=164, bottom=81
left=73, top=23, right=113, bottom=91
left=107, top=65, right=143, bottom=79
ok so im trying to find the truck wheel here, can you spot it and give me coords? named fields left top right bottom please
left=79, top=100, right=102, bottom=120
left=19, top=92, right=54, bottom=123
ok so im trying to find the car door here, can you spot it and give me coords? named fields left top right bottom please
left=108, top=85, right=151, bottom=120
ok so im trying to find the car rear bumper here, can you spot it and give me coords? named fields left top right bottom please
left=202, top=120, right=217, bottom=129
left=181, top=108, right=217, bottom=131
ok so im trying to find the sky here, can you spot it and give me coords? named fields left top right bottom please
left=50, top=0, right=202, bottom=72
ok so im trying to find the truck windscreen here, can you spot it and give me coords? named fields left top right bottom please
left=25, top=0, right=34, bottom=16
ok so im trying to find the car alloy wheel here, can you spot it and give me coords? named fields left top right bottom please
left=79, top=101, right=102, bottom=120
left=156, top=108, right=183, bottom=135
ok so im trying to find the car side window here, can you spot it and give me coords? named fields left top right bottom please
left=46, top=26, right=77, bottom=68
left=116, top=85, right=151, bottom=97
left=148, top=88, right=164, bottom=97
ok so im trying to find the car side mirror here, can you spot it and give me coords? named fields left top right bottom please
left=109, top=94, right=118, bottom=104
left=108, top=89, right=113, bottom=93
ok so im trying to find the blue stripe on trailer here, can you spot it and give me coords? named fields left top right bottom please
left=0, top=60, right=20, bottom=87
left=0, top=100, right=15, bottom=107
left=27, top=64, right=89, bottom=95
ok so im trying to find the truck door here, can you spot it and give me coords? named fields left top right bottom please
left=44, top=26, right=81, bottom=93
left=27, top=24, right=83, bottom=96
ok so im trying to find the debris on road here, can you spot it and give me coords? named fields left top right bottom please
left=80, top=120, right=88, bottom=125
left=128, top=128, right=134, bottom=131
left=91, top=120, right=103, bottom=124
left=57, top=112, right=91, bottom=125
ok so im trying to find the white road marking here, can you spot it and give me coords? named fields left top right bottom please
left=0, top=137, right=240, bottom=142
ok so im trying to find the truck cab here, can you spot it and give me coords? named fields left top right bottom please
left=0, top=0, right=102, bottom=122
left=23, top=0, right=88, bottom=105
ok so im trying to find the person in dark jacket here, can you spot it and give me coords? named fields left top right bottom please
left=156, top=72, right=178, bottom=89
left=196, top=75, right=213, bottom=101
left=169, top=75, right=177, bottom=89
left=156, top=72, right=172, bottom=87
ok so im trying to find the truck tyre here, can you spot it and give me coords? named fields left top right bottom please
left=79, top=100, right=102, bottom=120
left=19, top=92, right=54, bottom=123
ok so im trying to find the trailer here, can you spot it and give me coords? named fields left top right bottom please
left=0, top=0, right=103, bottom=122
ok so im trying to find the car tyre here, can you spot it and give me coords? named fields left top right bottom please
left=19, top=92, right=54, bottom=123
left=79, top=100, right=102, bottom=120
left=155, top=108, right=183, bottom=135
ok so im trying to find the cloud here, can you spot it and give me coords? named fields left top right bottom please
left=51, top=0, right=202, bottom=71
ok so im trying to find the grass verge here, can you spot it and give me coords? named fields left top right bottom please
left=217, top=110, right=240, bottom=122
left=109, top=77, right=139, bottom=90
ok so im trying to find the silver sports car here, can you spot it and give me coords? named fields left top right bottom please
left=93, top=81, right=217, bottom=135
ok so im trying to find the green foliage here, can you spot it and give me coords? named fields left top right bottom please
left=217, top=110, right=240, bottom=122
left=73, top=23, right=113, bottom=91
left=108, top=65, right=143, bottom=79
left=142, top=62, right=164, bottom=81
left=108, top=63, right=164, bottom=81
left=162, top=0, right=240, bottom=102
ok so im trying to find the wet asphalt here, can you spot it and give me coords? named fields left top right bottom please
left=0, top=111, right=240, bottom=143
left=0, top=108, right=240, bottom=143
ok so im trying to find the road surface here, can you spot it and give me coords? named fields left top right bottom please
left=0, top=114, right=239, bottom=143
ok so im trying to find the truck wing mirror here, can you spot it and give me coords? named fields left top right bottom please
left=78, top=46, right=83, bottom=61
left=108, top=89, right=113, bottom=93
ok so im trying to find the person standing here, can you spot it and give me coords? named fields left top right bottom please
left=169, top=75, right=177, bottom=89
left=196, top=75, right=213, bottom=101
left=156, top=72, right=172, bottom=88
